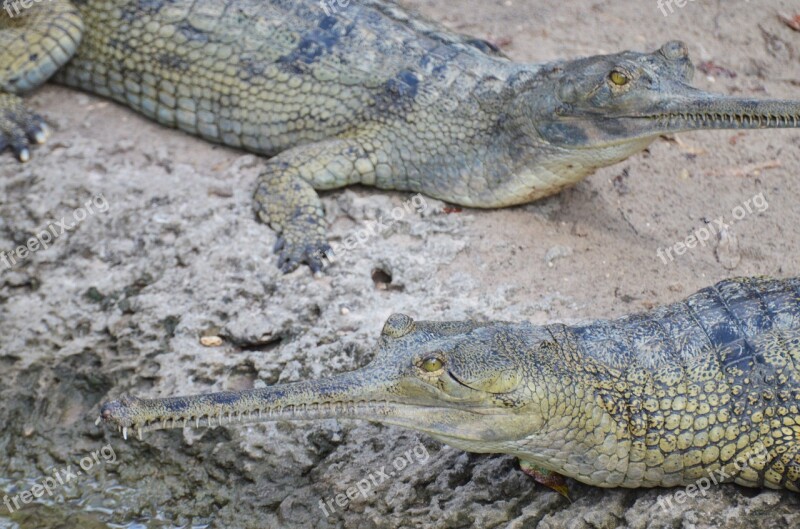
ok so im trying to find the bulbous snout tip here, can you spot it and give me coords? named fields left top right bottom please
left=659, top=40, right=689, bottom=61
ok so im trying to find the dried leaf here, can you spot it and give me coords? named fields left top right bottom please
left=697, top=61, right=737, bottom=79
left=779, top=13, right=800, bottom=32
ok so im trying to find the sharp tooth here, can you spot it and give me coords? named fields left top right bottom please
left=123, top=427, right=128, bottom=440
left=95, top=416, right=102, bottom=426
left=195, top=417, right=200, bottom=428
left=138, top=427, right=143, bottom=440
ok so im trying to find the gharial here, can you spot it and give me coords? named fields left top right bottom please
left=99, top=276, right=800, bottom=494
left=2, top=0, right=800, bottom=272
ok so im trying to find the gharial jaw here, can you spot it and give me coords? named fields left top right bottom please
left=467, top=40, right=800, bottom=209
left=96, top=315, right=548, bottom=452
left=522, top=40, right=800, bottom=162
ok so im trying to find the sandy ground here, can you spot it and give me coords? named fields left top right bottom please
left=1, top=0, right=799, bottom=528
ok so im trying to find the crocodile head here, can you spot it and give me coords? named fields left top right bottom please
left=97, top=314, right=551, bottom=454
left=528, top=40, right=800, bottom=157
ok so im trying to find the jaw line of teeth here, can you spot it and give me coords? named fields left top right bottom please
left=649, top=112, right=799, bottom=127
left=107, top=400, right=393, bottom=440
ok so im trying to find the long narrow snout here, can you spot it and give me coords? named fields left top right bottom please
left=641, top=85, right=800, bottom=132
left=97, top=369, right=398, bottom=440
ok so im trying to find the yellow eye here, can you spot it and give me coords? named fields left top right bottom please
left=421, top=357, right=444, bottom=372
left=609, top=71, right=630, bottom=86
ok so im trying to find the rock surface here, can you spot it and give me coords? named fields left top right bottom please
left=1, top=0, right=799, bottom=527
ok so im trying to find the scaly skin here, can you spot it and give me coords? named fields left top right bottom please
left=99, top=276, right=800, bottom=492
left=0, top=0, right=81, bottom=159
left=3, top=1, right=800, bottom=271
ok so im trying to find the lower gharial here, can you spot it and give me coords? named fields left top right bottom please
left=2, top=0, right=800, bottom=272
left=99, top=276, right=800, bottom=494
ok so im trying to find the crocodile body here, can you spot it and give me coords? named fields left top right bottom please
left=2, top=1, right=800, bottom=272
left=100, top=276, right=800, bottom=491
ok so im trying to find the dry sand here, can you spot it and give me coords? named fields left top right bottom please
left=1, top=0, right=799, bottom=527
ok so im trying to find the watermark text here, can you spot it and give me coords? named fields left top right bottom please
left=1, top=193, right=110, bottom=270
left=657, top=191, right=767, bottom=265
left=3, top=444, right=117, bottom=513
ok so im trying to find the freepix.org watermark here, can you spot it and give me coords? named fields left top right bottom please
left=1, top=193, right=109, bottom=270
left=656, top=191, right=767, bottom=265
left=318, top=443, right=430, bottom=516
left=319, top=0, right=350, bottom=16
left=3, top=0, right=53, bottom=18
left=657, top=0, right=752, bottom=17
left=3, top=444, right=117, bottom=514
left=655, top=444, right=770, bottom=512
left=316, top=193, right=428, bottom=267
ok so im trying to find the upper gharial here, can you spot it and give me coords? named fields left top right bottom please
left=2, top=0, right=800, bottom=271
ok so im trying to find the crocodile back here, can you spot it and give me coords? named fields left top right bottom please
left=55, top=0, right=519, bottom=155
left=565, top=277, right=800, bottom=375
left=549, top=277, right=800, bottom=490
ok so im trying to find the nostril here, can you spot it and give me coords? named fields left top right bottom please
left=661, top=40, right=689, bottom=61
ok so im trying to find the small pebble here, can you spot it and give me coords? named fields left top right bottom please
left=200, top=335, right=223, bottom=347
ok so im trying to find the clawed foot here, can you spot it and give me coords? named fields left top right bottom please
left=273, top=230, right=333, bottom=274
left=0, top=93, right=49, bottom=162
left=254, top=166, right=336, bottom=274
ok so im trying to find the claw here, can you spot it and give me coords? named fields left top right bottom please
left=33, top=125, right=48, bottom=144
left=17, top=148, right=30, bottom=163
left=0, top=93, right=49, bottom=162
left=275, top=239, right=333, bottom=274
left=277, top=250, right=299, bottom=274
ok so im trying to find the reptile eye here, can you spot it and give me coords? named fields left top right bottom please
left=420, top=357, right=444, bottom=373
left=609, top=71, right=630, bottom=86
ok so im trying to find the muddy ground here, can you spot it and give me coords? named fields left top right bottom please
left=1, top=0, right=799, bottom=528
